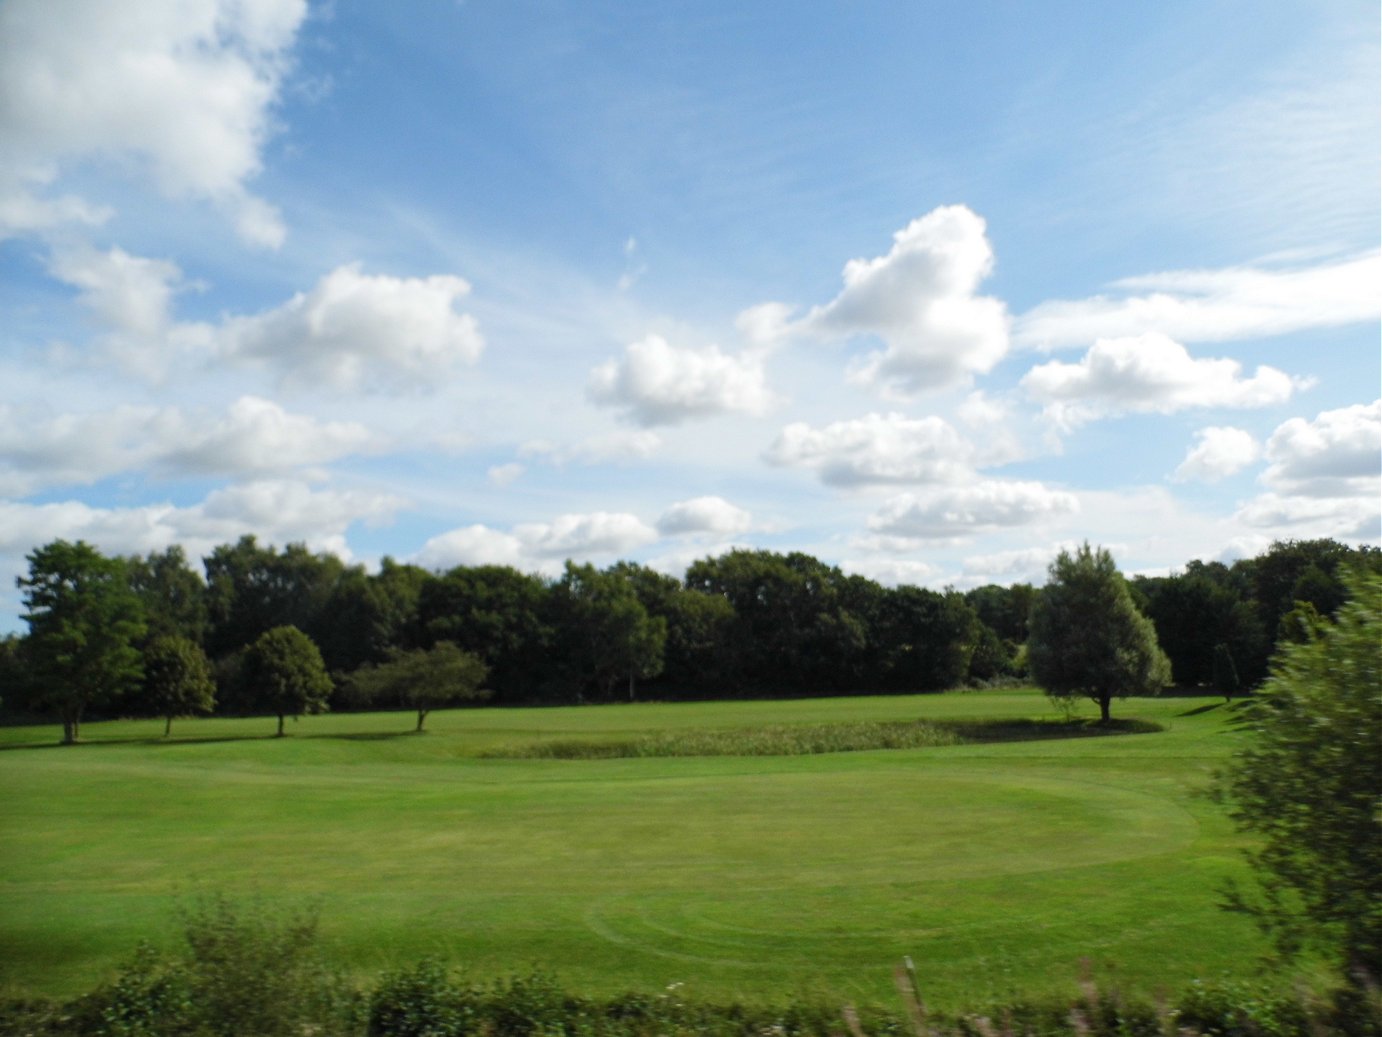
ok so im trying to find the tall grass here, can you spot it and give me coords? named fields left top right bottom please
left=485, top=717, right=1162, bottom=760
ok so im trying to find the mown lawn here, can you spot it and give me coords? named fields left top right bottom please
left=0, top=689, right=1267, bottom=1011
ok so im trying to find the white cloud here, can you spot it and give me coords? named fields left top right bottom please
left=520, top=429, right=662, bottom=466
left=48, top=245, right=183, bottom=339
left=414, top=525, right=526, bottom=571
left=1021, top=332, right=1302, bottom=429
left=1172, top=427, right=1262, bottom=483
left=223, top=264, right=484, bottom=391
left=1234, top=493, right=1379, bottom=541
left=838, top=557, right=940, bottom=589
left=1015, top=252, right=1381, bottom=350
left=0, top=0, right=306, bottom=244
left=764, top=412, right=974, bottom=487
left=587, top=335, right=775, bottom=426
left=515, top=512, right=658, bottom=557
left=0, top=478, right=401, bottom=566
left=0, top=396, right=377, bottom=495
left=487, top=463, right=525, bottom=486
left=656, top=496, right=753, bottom=538
left=770, top=205, right=1009, bottom=396
left=1261, top=399, right=1380, bottom=498
left=867, top=481, right=1079, bottom=541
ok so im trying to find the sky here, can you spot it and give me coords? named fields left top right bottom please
left=0, top=0, right=1379, bottom=633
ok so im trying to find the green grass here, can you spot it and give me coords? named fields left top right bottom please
left=0, top=690, right=1269, bottom=1012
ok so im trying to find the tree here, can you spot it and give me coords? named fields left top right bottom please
left=343, top=641, right=489, bottom=731
left=127, top=546, right=208, bottom=645
left=1027, top=543, right=1170, bottom=722
left=18, top=540, right=147, bottom=743
left=242, top=626, right=332, bottom=736
left=141, top=634, right=216, bottom=736
left=1214, top=568, right=1382, bottom=977
left=553, top=562, right=666, bottom=700
left=1211, top=642, right=1240, bottom=702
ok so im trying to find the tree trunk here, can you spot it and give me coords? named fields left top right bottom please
left=1099, top=694, right=1111, bottom=723
left=628, top=670, right=636, bottom=701
left=416, top=710, right=427, bottom=732
left=276, top=713, right=286, bottom=737
left=61, top=717, right=76, bottom=745
left=165, top=715, right=173, bottom=737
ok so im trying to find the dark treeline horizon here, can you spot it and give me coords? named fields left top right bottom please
left=3, top=535, right=1378, bottom=727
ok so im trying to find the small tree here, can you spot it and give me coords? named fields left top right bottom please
left=1214, top=567, right=1382, bottom=977
left=344, top=641, right=490, bottom=731
left=1027, top=543, right=1170, bottom=722
left=142, top=634, right=216, bottom=735
left=243, top=626, right=332, bottom=736
left=18, top=540, right=147, bottom=743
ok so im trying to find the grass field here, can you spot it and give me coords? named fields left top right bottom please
left=0, top=689, right=1270, bottom=1012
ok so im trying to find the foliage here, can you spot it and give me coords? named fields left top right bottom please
left=1214, top=567, right=1382, bottom=977
left=553, top=561, right=666, bottom=699
left=242, top=625, right=333, bottom=736
left=343, top=641, right=489, bottom=731
left=1028, top=544, right=1171, bottom=722
left=18, top=540, right=147, bottom=744
left=139, top=634, right=215, bottom=736
left=126, top=546, right=207, bottom=646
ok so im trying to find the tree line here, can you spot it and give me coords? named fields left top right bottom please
left=1, top=534, right=1376, bottom=741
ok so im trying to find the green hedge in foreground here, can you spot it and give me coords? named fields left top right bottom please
left=0, top=900, right=1377, bottom=1037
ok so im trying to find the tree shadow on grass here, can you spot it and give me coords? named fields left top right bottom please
left=1177, top=702, right=1224, bottom=717
left=0, top=729, right=422, bottom=751
left=937, top=717, right=1163, bottom=743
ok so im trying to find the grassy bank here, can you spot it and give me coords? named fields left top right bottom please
left=0, top=690, right=1269, bottom=1011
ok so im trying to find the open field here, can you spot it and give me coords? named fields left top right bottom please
left=0, top=690, right=1269, bottom=1011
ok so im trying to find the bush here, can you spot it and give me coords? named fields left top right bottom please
left=368, top=958, right=478, bottom=1037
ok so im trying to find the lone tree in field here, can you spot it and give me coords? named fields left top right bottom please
left=1215, top=567, right=1382, bottom=978
left=243, top=625, right=332, bottom=736
left=344, top=641, right=489, bottom=731
left=142, top=634, right=216, bottom=736
left=18, top=540, right=147, bottom=744
left=1028, top=543, right=1170, bottom=722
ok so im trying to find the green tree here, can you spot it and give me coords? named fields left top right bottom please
left=554, top=562, right=666, bottom=700
left=141, top=634, right=216, bottom=736
left=1027, top=543, right=1170, bottom=722
left=344, top=641, right=489, bottom=731
left=18, top=540, right=147, bottom=743
left=243, top=626, right=332, bottom=736
left=127, top=545, right=208, bottom=645
left=1215, top=568, right=1382, bottom=977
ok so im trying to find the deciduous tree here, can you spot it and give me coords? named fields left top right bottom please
left=1215, top=567, right=1382, bottom=976
left=243, top=626, right=332, bottom=736
left=343, top=641, right=489, bottom=731
left=141, top=634, right=216, bottom=735
left=18, top=540, right=147, bottom=743
left=1027, top=543, right=1170, bottom=722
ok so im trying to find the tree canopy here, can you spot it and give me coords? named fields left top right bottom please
left=1215, top=567, right=1382, bottom=976
left=18, top=540, right=147, bottom=743
left=141, top=634, right=216, bottom=736
left=242, top=625, right=333, bottom=737
left=1027, top=544, right=1170, bottom=722
left=343, top=641, right=489, bottom=731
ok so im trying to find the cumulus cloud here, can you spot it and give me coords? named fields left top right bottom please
left=839, top=557, right=939, bottom=588
left=867, top=481, right=1079, bottom=541
left=0, top=478, right=401, bottom=566
left=223, top=264, right=484, bottom=391
left=1171, top=427, right=1262, bottom=483
left=1021, top=332, right=1302, bottom=429
left=414, top=524, right=525, bottom=571
left=0, top=396, right=378, bottom=495
left=1260, top=399, right=1380, bottom=498
left=0, top=0, right=306, bottom=244
left=587, top=335, right=774, bottom=426
left=515, top=512, right=658, bottom=557
left=765, top=412, right=974, bottom=487
left=1234, top=493, right=1379, bottom=541
left=656, top=497, right=753, bottom=538
left=763, top=206, right=1009, bottom=396
left=414, top=511, right=659, bottom=572
left=1015, top=252, right=1381, bottom=350
left=520, top=429, right=662, bottom=466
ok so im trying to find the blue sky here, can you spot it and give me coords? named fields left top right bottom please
left=1, top=0, right=1378, bottom=631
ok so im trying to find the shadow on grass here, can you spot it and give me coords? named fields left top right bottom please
left=936, top=717, right=1163, bottom=742
left=1176, top=702, right=1224, bottom=717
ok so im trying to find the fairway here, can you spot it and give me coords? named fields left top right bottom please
left=0, top=690, right=1265, bottom=1010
